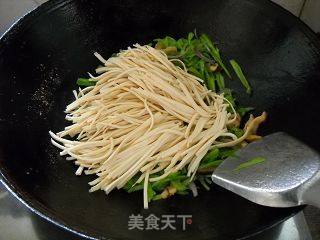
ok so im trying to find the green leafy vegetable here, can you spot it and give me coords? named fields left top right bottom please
left=76, top=78, right=96, bottom=87
left=230, top=59, right=251, bottom=94
left=233, top=157, right=266, bottom=171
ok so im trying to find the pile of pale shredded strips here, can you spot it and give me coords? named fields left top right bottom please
left=50, top=44, right=266, bottom=209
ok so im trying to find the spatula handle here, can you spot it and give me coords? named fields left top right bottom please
left=302, top=172, right=320, bottom=209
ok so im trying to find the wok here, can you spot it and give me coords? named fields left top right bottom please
left=0, top=0, right=319, bottom=239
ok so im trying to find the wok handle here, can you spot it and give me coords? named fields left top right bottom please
left=301, top=171, right=320, bottom=209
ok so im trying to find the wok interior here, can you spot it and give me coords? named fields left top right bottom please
left=0, top=0, right=319, bottom=239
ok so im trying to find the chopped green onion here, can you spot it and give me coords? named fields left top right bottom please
left=199, top=34, right=231, bottom=78
left=215, top=73, right=225, bottom=90
left=202, top=148, right=220, bottom=162
left=187, top=32, right=194, bottom=43
left=219, top=148, right=238, bottom=159
left=154, top=33, right=253, bottom=94
left=198, top=34, right=215, bottom=50
left=155, top=36, right=176, bottom=48
left=152, top=194, right=163, bottom=201
left=147, top=185, right=156, bottom=202
left=76, top=78, right=96, bottom=87
left=230, top=59, right=251, bottom=94
left=222, top=88, right=236, bottom=107
left=123, top=178, right=136, bottom=191
left=188, top=66, right=202, bottom=78
left=198, top=177, right=210, bottom=191
left=207, top=75, right=216, bottom=91
left=198, top=59, right=205, bottom=79
left=176, top=190, right=189, bottom=195
left=127, top=183, right=144, bottom=193
left=204, top=176, right=212, bottom=185
left=151, top=172, right=188, bottom=191
left=171, top=180, right=188, bottom=192
left=233, top=157, right=266, bottom=171
left=151, top=180, right=170, bottom=192
left=199, top=160, right=223, bottom=170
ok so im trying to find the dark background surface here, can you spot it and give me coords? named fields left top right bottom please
left=0, top=0, right=319, bottom=239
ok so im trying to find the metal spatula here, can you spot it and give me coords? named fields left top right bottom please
left=211, top=132, right=320, bottom=209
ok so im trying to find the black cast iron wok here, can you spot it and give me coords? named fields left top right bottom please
left=0, top=0, right=320, bottom=239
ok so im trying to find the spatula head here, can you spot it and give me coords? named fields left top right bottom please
left=212, top=132, right=320, bottom=208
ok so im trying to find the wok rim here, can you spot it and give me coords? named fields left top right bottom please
left=0, top=0, right=318, bottom=239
